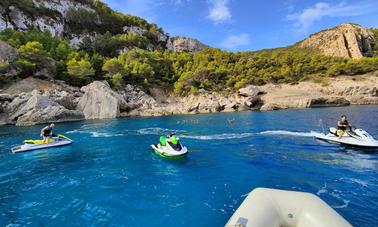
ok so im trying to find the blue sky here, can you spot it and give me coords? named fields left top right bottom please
left=102, top=0, right=378, bottom=51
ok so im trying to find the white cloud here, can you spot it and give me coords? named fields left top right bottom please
left=207, top=0, right=232, bottom=24
left=220, top=33, right=250, bottom=50
left=287, top=1, right=378, bottom=32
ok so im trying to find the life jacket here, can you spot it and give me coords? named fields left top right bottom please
left=337, top=119, right=349, bottom=130
left=43, top=127, right=52, bottom=135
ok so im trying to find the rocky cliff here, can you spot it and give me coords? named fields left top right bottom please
left=166, top=37, right=208, bottom=53
left=0, top=0, right=206, bottom=53
left=1, top=74, right=377, bottom=126
left=0, top=40, right=18, bottom=63
left=296, top=23, right=376, bottom=59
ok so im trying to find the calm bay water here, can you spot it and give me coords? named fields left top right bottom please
left=0, top=106, right=377, bottom=226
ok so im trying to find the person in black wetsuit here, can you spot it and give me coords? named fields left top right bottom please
left=40, top=123, right=55, bottom=144
left=337, top=115, right=351, bottom=139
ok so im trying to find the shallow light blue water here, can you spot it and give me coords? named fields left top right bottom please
left=0, top=106, right=378, bottom=226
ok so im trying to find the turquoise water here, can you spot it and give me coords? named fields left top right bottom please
left=0, top=106, right=378, bottom=226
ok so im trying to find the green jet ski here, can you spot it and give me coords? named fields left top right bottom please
left=11, top=134, right=73, bottom=153
left=151, top=134, right=188, bottom=158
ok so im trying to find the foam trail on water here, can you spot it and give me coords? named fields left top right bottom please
left=66, top=129, right=86, bottom=134
left=260, top=130, right=321, bottom=137
left=90, top=132, right=123, bottom=138
left=332, top=200, right=350, bottom=209
left=66, top=129, right=124, bottom=137
left=181, top=133, right=255, bottom=140
left=340, top=177, right=369, bottom=187
left=137, top=128, right=186, bottom=135
left=316, top=183, right=328, bottom=196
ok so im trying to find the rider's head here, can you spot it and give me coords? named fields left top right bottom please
left=169, top=132, right=175, bottom=137
left=50, top=123, right=55, bottom=128
left=341, top=115, right=347, bottom=120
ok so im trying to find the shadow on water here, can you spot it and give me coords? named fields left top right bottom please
left=338, top=145, right=378, bottom=155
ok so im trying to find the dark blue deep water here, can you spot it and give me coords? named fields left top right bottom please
left=1, top=106, right=378, bottom=226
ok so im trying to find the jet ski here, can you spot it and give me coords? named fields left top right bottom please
left=151, top=135, right=188, bottom=158
left=11, top=134, right=73, bottom=153
left=316, top=127, right=378, bottom=148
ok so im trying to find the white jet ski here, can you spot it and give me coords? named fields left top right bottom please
left=11, top=134, right=73, bottom=153
left=316, top=127, right=378, bottom=148
left=151, top=135, right=188, bottom=158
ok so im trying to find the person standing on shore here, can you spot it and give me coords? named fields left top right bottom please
left=40, top=123, right=55, bottom=144
left=337, top=115, right=352, bottom=139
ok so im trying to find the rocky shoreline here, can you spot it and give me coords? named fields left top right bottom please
left=0, top=74, right=377, bottom=126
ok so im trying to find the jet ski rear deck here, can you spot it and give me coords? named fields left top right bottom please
left=316, top=128, right=378, bottom=148
left=11, top=135, right=73, bottom=153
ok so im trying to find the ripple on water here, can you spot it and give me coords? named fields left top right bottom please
left=0, top=106, right=378, bottom=226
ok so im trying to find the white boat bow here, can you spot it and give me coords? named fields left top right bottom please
left=226, top=188, right=351, bottom=227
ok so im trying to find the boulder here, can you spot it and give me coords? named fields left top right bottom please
left=341, top=86, right=377, bottom=97
left=119, top=84, right=157, bottom=113
left=238, top=85, right=263, bottom=97
left=308, top=97, right=350, bottom=108
left=346, top=96, right=378, bottom=105
left=244, top=97, right=263, bottom=109
left=77, top=81, right=127, bottom=119
left=0, top=40, right=18, bottom=63
left=5, top=96, right=30, bottom=114
left=46, top=90, right=77, bottom=110
left=187, top=103, right=200, bottom=113
left=0, top=93, right=14, bottom=102
left=260, top=103, right=285, bottom=111
left=8, top=94, right=84, bottom=126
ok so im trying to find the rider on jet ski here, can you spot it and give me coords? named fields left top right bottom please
left=337, top=115, right=352, bottom=139
left=160, top=132, right=176, bottom=144
left=160, top=132, right=181, bottom=149
left=40, top=123, right=55, bottom=144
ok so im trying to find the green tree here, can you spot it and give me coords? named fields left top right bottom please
left=66, top=58, right=95, bottom=85
left=18, top=41, right=47, bottom=61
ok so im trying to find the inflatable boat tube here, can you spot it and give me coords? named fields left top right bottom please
left=225, top=188, right=352, bottom=227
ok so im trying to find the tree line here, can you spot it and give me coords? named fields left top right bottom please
left=1, top=28, right=377, bottom=94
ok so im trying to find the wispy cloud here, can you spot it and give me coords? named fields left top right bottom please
left=286, top=1, right=378, bottom=32
left=206, top=0, right=232, bottom=24
left=220, top=33, right=250, bottom=50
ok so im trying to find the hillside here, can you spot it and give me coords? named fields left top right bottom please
left=0, top=0, right=206, bottom=52
left=0, top=1, right=378, bottom=125
left=296, top=23, right=375, bottom=59
left=0, top=1, right=377, bottom=90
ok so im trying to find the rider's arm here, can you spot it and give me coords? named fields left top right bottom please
left=40, top=127, right=46, bottom=136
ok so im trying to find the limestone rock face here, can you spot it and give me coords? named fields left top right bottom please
left=296, top=23, right=375, bottom=59
left=307, top=97, right=350, bottom=108
left=8, top=94, right=84, bottom=126
left=166, top=37, right=208, bottom=53
left=77, top=81, right=127, bottom=119
left=238, top=85, right=264, bottom=97
left=0, top=40, right=18, bottom=63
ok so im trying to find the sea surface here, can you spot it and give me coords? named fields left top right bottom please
left=0, top=106, right=377, bottom=226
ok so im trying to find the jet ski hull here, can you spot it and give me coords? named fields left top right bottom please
left=316, top=128, right=378, bottom=148
left=11, top=135, right=73, bottom=153
left=151, top=144, right=188, bottom=158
